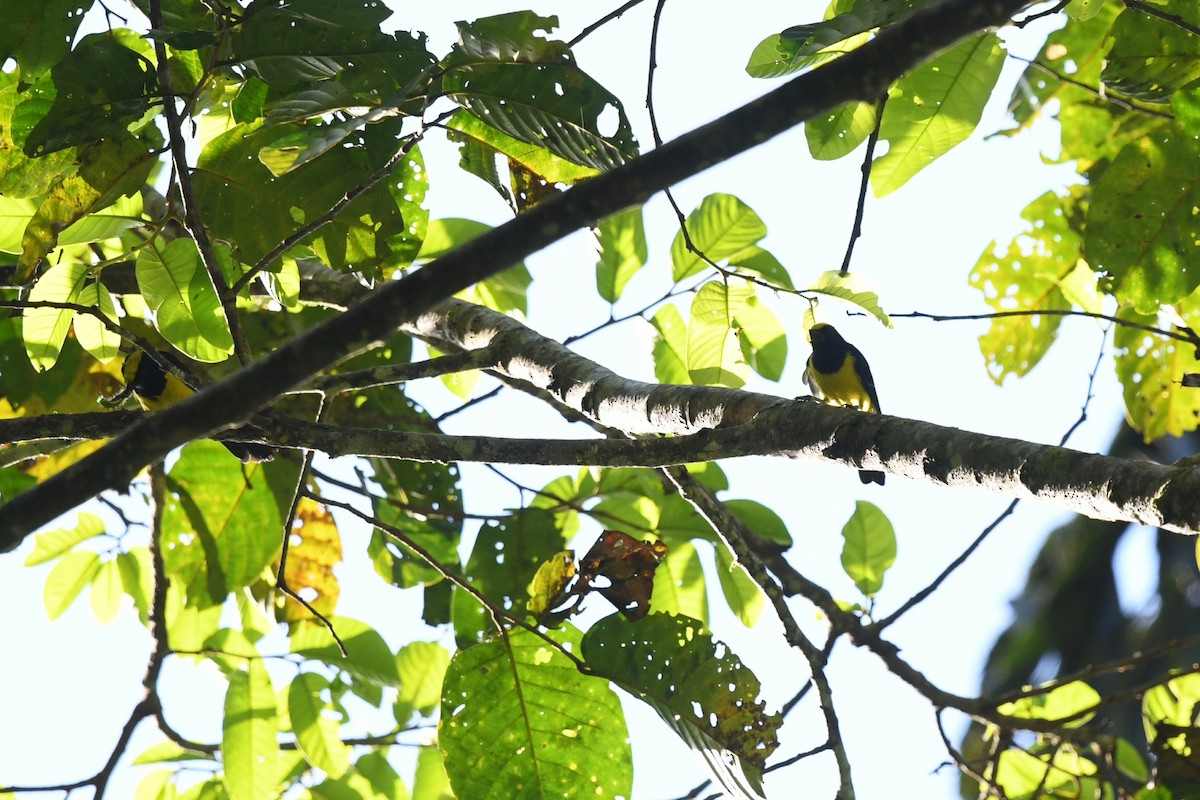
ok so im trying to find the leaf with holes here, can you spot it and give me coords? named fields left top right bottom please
left=438, top=12, right=637, bottom=171
left=441, top=624, right=631, bottom=799
left=582, top=613, right=780, bottom=799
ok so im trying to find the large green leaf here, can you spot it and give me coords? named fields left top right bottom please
left=969, top=190, right=1080, bottom=383
left=0, top=72, right=78, bottom=199
left=136, top=238, right=235, bottom=362
left=439, top=12, right=638, bottom=171
left=1103, top=2, right=1200, bottom=102
left=872, top=33, right=1005, bottom=197
left=73, top=282, right=121, bottom=363
left=162, top=443, right=292, bottom=607
left=733, top=290, right=787, bottom=382
left=713, top=541, right=765, bottom=627
left=223, top=658, right=279, bottom=800
left=581, top=613, right=780, bottom=798
left=441, top=625, right=631, bottom=800
left=671, top=193, right=768, bottom=282
left=1086, top=130, right=1200, bottom=313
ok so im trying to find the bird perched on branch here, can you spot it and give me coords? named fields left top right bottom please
left=119, top=349, right=274, bottom=463
left=803, top=323, right=884, bottom=485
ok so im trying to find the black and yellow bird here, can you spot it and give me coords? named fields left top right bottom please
left=803, top=323, right=884, bottom=485
left=120, top=349, right=274, bottom=463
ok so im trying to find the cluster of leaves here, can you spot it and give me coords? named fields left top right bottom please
left=8, top=0, right=1200, bottom=798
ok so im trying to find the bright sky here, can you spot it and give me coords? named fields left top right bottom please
left=2, top=3, right=1150, bottom=800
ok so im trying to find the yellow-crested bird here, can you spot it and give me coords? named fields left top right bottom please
left=803, top=323, right=884, bottom=485
left=120, top=350, right=274, bottom=463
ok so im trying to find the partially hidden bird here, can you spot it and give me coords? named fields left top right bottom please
left=803, top=323, right=885, bottom=485
left=120, top=349, right=274, bottom=463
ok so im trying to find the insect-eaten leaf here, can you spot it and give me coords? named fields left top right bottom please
left=527, top=531, right=669, bottom=626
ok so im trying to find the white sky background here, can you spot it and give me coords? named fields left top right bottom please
left=0, top=2, right=1155, bottom=799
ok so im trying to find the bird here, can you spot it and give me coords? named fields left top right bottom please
left=803, top=323, right=885, bottom=485
left=120, top=349, right=274, bottom=463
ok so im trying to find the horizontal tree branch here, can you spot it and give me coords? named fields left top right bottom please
left=8, top=395, right=1200, bottom=534
left=0, top=0, right=1032, bottom=550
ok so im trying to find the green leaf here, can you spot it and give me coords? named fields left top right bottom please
left=355, top=751, right=410, bottom=800
left=651, top=540, right=709, bottom=624
left=451, top=510, right=565, bottom=646
left=222, top=660, right=279, bottom=800
left=136, top=770, right=178, bottom=800
left=734, top=290, right=787, bottom=381
left=806, top=100, right=879, bottom=160
left=1086, top=130, right=1200, bottom=313
left=193, top=120, right=425, bottom=280
left=73, top=282, right=121, bottom=363
left=117, top=546, right=154, bottom=625
left=714, top=541, right=765, bottom=627
left=439, top=12, right=638, bottom=171
left=42, top=548, right=101, bottom=620
left=395, top=641, right=451, bottom=720
left=999, top=680, right=1100, bottom=727
left=840, top=500, right=896, bottom=597
left=650, top=304, right=691, bottom=385
left=727, top=246, right=794, bottom=290
left=582, top=613, right=780, bottom=798
left=18, top=33, right=157, bottom=156
left=89, top=557, right=123, bottom=625
left=687, top=280, right=752, bottom=388
left=289, top=672, right=350, bottom=779
left=441, top=625, right=631, bottom=799
left=23, top=259, right=86, bottom=371
left=132, top=740, right=208, bottom=765
left=24, top=511, right=106, bottom=565
left=992, top=748, right=1099, bottom=799
left=0, top=0, right=88, bottom=78
left=232, top=0, right=435, bottom=94
left=969, top=190, right=1079, bottom=383
left=57, top=191, right=145, bottom=248
left=806, top=269, right=891, bottom=328
left=725, top=499, right=792, bottom=546
left=872, top=34, right=1006, bottom=197
left=671, top=193, right=768, bottom=281
left=1144, top=673, right=1200, bottom=737
left=595, top=206, right=647, bottom=303
left=411, top=746, right=452, bottom=800
left=136, top=239, right=234, bottom=362
left=1115, top=299, right=1200, bottom=442
left=163, top=443, right=291, bottom=607
left=290, top=616, right=401, bottom=688
left=446, top=109, right=600, bottom=184
left=1103, top=3, right=1200, bottom=102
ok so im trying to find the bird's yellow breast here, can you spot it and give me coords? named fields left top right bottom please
left=808, top=355, right=877, bottom=412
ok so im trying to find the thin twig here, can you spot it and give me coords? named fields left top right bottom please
left=1124, top=0, right=1200, bottom=37
left=568, top=0, right=650, bottom=47
left=274, top=394, right=347, bottom=655
left=892, top=308, right=1198, bottom=346
left=839, top=94, right=886, bottom=275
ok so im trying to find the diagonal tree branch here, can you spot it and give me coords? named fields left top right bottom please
left=0, top=0, right=1033, bottom=550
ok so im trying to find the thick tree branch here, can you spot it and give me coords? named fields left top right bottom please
left=0, top=0, right=1032, bottom=550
